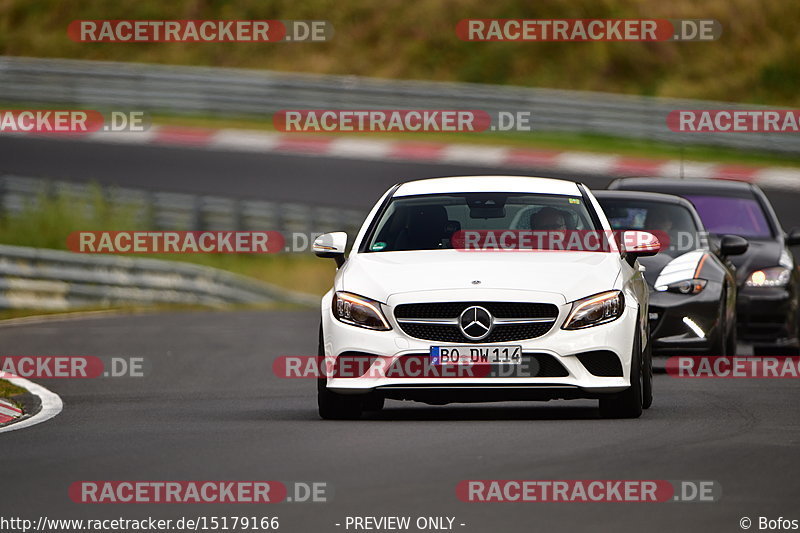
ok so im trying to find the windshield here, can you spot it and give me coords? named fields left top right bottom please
left=684, top=194, right=772, bottom=239
left=599, top=199, right=703, bottom=255
left=364, top=193, right=597, bottom=252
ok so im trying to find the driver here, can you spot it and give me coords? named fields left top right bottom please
left=530, top=207, right=568, bottom=230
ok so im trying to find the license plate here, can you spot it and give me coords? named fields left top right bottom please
left=430, top=345, right=522, bottom=365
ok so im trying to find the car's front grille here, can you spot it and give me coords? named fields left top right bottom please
left=394, top=301, right=559, bottom=343
left=397, top=322, right=555, bottom=343
left=395, top=302, right=558, bottom=319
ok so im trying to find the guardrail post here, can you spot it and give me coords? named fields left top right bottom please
left=234, top=199, right=245, bottom=231
left=0, top=175, right=6, bottom=220
left=193, top=196, right=204, bottom=231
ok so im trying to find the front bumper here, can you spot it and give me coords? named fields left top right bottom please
left=647, top=283, right=724, bottom=354
left=321, top=289, right=637, bottom=401
left=736, top=286, right=798, bottom=346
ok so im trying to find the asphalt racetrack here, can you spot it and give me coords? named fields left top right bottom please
left=1, top=135, right=799, bottom=532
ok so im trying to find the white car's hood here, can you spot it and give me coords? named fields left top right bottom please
left=339, top=250, right=622, bottom=303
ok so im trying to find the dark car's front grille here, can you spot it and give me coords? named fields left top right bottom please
left=648, top=305, right=665, bottom=334
left=394, top=302, right=559, bottom=343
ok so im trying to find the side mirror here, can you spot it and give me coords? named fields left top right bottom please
left=720, top=234, right=749, bottom=256
left=313, top=232, right=348, bottom=267
left=787, top=228, right=800, bottom=247
left=622, top=230, right=660, bottom=266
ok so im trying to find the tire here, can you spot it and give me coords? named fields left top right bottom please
left=725, top=321, right=738, bottom=356
left=709, top=291, right=728, bottom=356
left=642, top=323, right=653, bottom=410
left=363, top=394, right=385, bottom=412
left=317, top=325, right=363, bottom=420
left=724, top=288, right=738, bottom=356
left=599, top=325, right=643, bottom=419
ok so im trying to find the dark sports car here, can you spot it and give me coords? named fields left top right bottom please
left=608, top=178, right=800, bottom=355
left=595, top=190, right=747, bottom=355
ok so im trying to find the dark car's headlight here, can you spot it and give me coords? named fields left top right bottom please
left=332, top=292, right=391, bottom=330
left=655, top=279, right=707, bottom=295
left=746, top=267, right=791, bottom=288
left=562, top=290, right=625, bottom=330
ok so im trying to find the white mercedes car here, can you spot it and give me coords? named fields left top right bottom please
left=313, top=176, right=659, bottom=419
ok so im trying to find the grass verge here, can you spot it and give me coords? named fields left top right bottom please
left=0, top=379, right=26, bottom=399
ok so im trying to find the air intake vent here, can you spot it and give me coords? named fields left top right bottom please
left=576, top=351, right=623, bottom=377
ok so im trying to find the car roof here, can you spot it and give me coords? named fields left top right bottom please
left=394, top=176, right=582, bottom=197
left=609, top=177, right=756, bottom=196
left=593, top=189, right=697, bottom=208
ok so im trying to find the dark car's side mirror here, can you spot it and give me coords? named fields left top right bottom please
left=787, top=227, right=800, bottom=247
left=720, top=235, right=749, bottom=256
left=313, top=232, right=348, bottom=267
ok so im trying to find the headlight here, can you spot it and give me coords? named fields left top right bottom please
left=655, top=279, right=707, bottom=295
left=746, top=267, right=791, bottom=288
left=562, top=290, right=625, bottom=330
left=332, top=292, right=391, bottom=330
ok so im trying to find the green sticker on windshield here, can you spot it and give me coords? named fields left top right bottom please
left=371, top=242, right=387, bottom=251
left=569, top=198, right=581, bottom=204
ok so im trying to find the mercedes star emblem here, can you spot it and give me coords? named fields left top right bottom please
left=459, top=306, right=494, bottom=340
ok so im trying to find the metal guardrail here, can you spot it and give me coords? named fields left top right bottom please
left=0, top=175, right=365, bottom=235
left=0, top=174, right=367, bottom=310
left=0, top=242, right=318, bottom=310
left=1, top=56, right=797, bottom=154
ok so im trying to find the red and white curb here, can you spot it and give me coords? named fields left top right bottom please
left=0, top=398, right=22, bottom=424
left=0, top=376, right=63, bottom=433
left=6, top=126, right=800, bottom=191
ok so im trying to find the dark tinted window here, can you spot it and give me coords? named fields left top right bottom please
left=599, top=199, right=703, bottom=255
left=366, top=193, right=596, bottom=252
left=684, top=195, right=772, bottom=238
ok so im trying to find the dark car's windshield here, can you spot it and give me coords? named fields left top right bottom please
left=365, top=193, right=597, bottom=252
left=684, top=194, right=773, bottom=239
left=599, top=199, right=703, bottom=255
